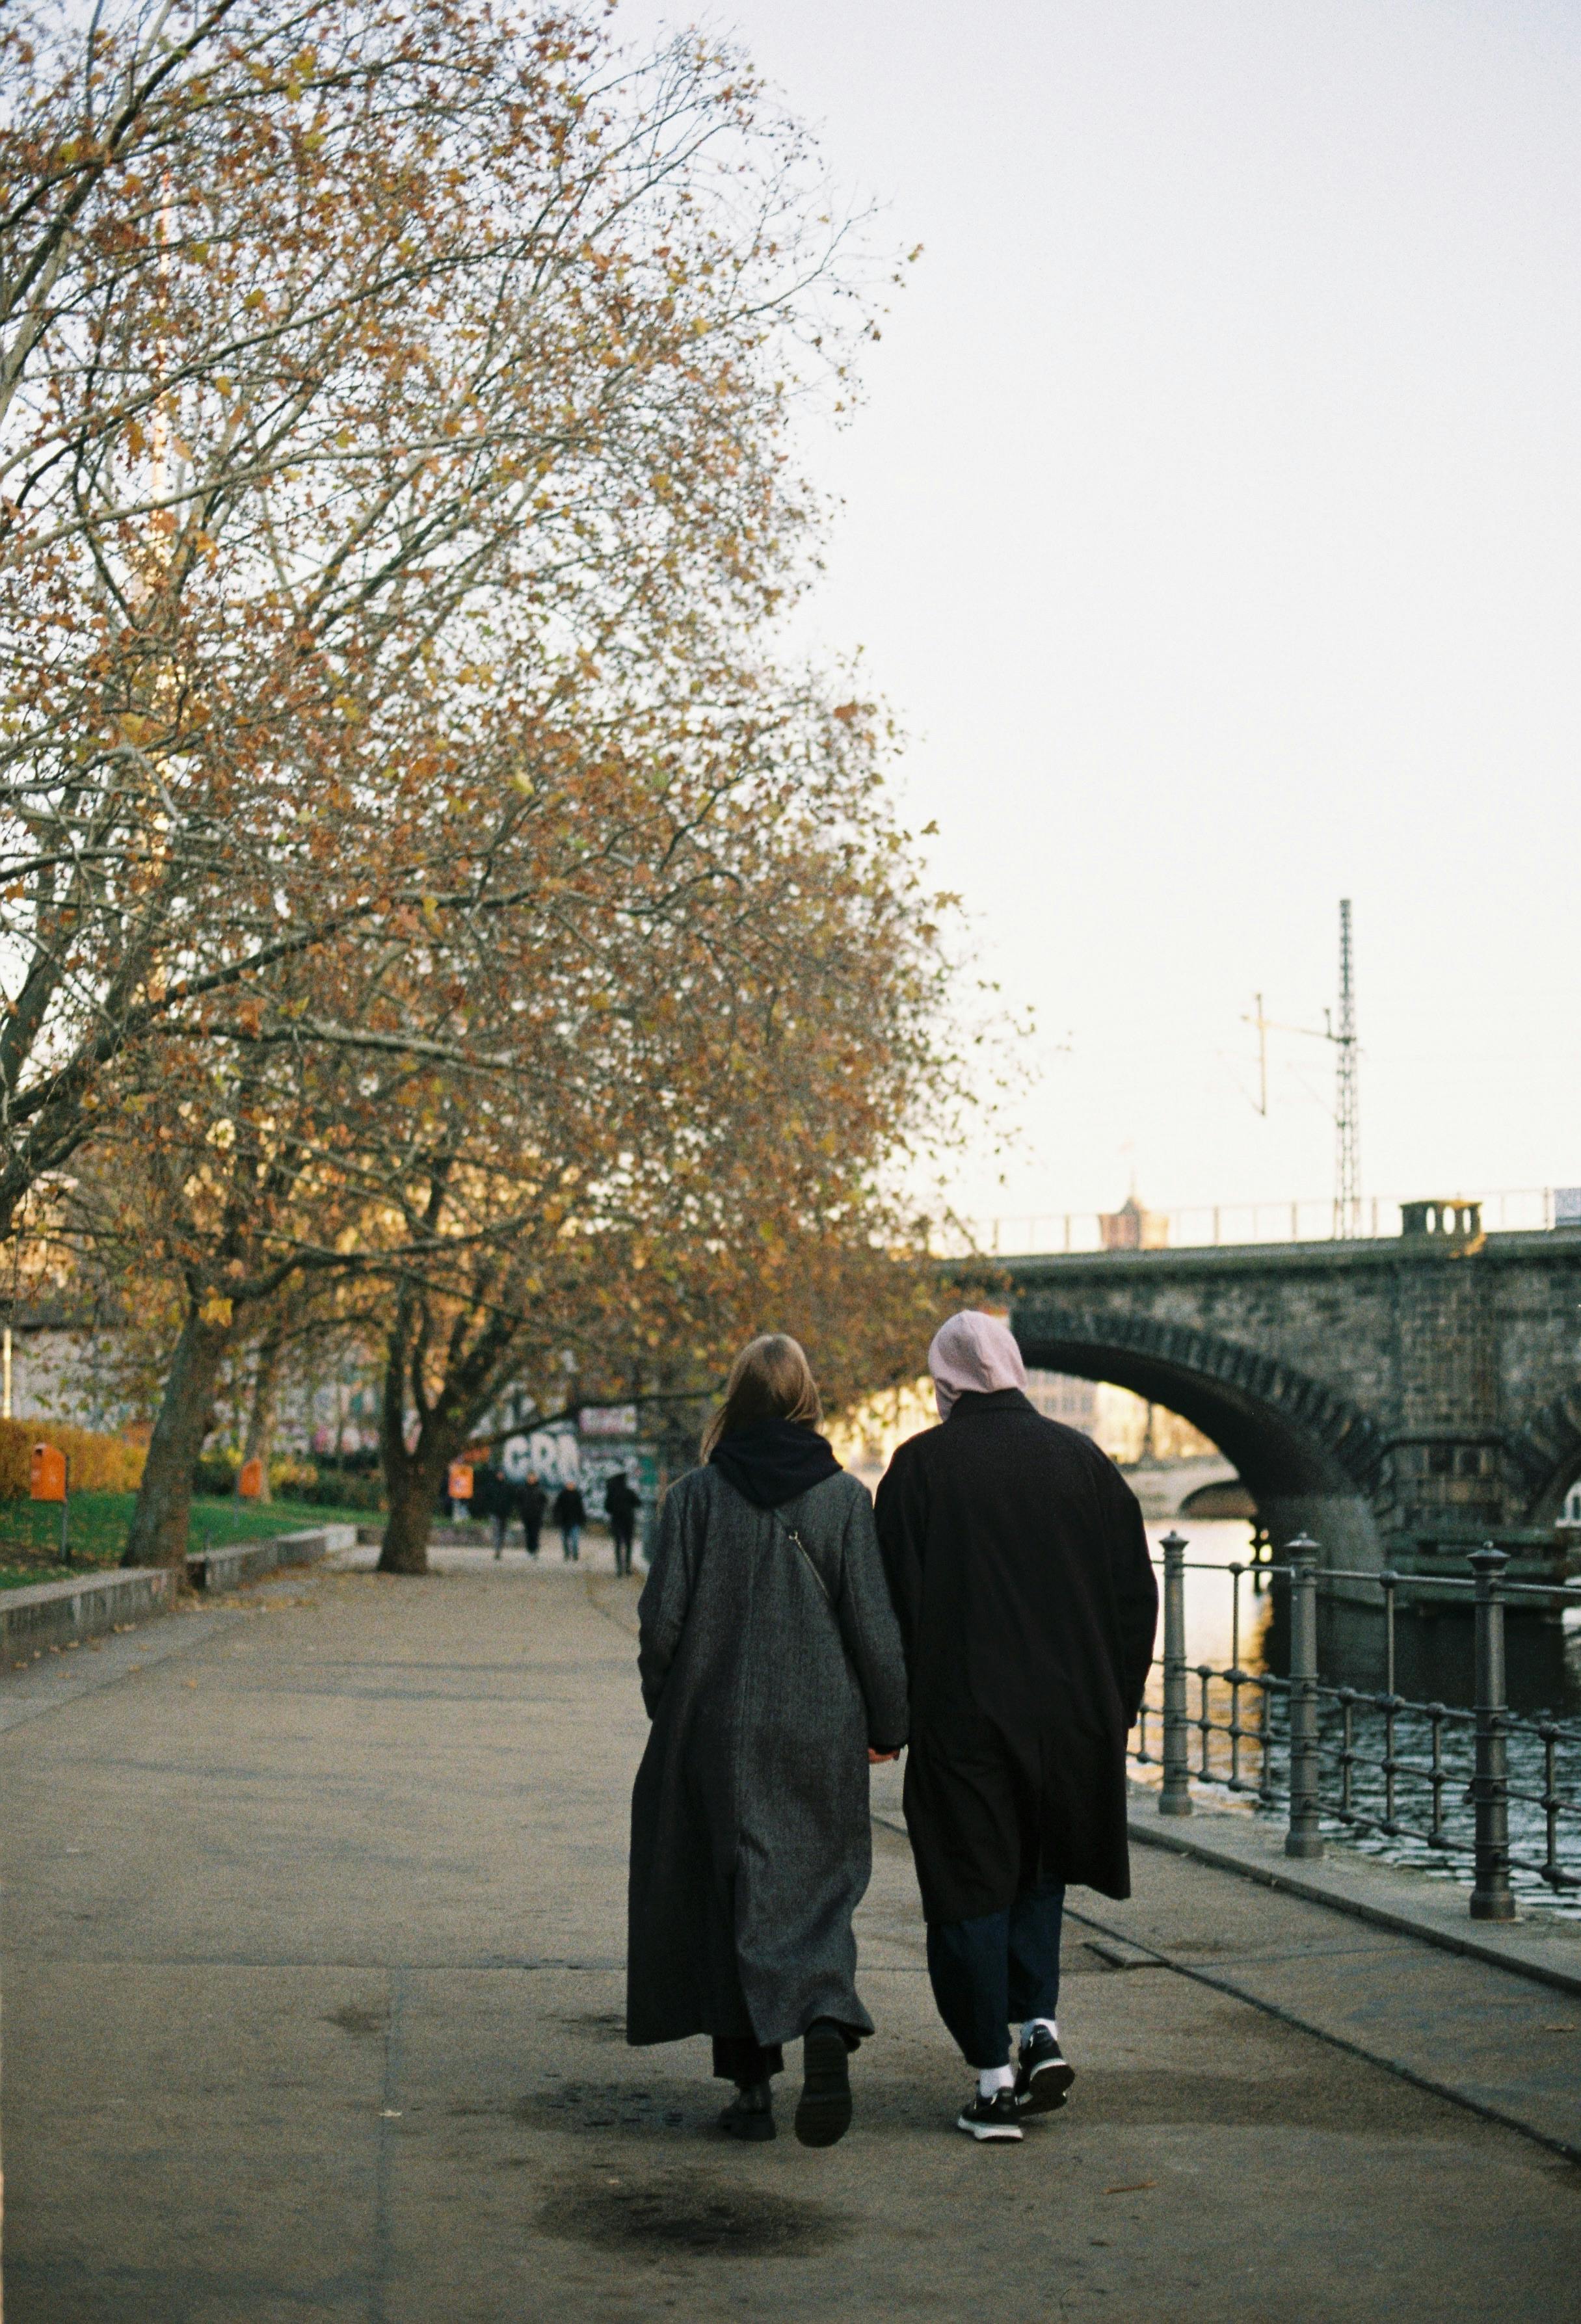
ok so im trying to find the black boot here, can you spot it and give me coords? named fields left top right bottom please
left=795, top=2020, right=853, bottom=2148
left=719, top=2080, right=775, bottom=2141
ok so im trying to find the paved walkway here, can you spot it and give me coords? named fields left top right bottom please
left=3, top=1562, right=1580, bottom=2322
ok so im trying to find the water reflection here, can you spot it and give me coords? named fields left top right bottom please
left=1143, top=1517, right=1267, bottom=1677
left=1312, top=1593, right=1578, bottom=1716
left=1131, top=1518, right=1581, bottom=1918
left=1141, top=1517, right=1580, bottom=1715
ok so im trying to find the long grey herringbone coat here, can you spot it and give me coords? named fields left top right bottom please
left=626, top=1466, right=909, bottom=2050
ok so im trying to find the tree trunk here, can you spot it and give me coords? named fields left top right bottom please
left=376, top=1358, right=458, bottom=1575
left=122, top=1304, right=232, bottom=1570
left=242, top=1327, right=286, bottom=1502
left=378, top=1452, right=446, bottom=1574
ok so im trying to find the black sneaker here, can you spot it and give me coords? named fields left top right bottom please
left=794, top=2020, right=853, bottom=2147
left=1015, top=2024, right=1075, bottom=2115
left=719, top=2081, right=775, bottom=2141
left=956, top=2088, right=1023, bottom=2142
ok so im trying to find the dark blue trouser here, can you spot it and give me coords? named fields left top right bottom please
left=925, top=1883, right=1065, bottom=2070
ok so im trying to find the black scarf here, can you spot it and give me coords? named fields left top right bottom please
left=709, top=1417, right=842, bottom=1509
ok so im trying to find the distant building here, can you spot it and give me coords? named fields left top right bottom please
left=824, top=1377, right=935, bottom=1496
left=0, top=1312, right=135, bottom=1434
left=1024, top=1371, right=1098, bottom=1430
left=1026, top=1369, right=1217, bottom=1466
left=1099, top=1193, right=1169, bottom=1252
left=830, top=1360, right=1220, bottom=1493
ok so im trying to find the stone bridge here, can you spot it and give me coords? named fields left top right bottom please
left=1004, top=1204, right=1581, bottom=1569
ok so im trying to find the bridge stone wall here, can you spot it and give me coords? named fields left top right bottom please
left=1005, top=1229, right=1581, bottom=1569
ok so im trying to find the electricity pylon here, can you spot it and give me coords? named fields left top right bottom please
left=1242, top=900, right=1362, bottom=1239
left=1333, top=899, right=1361, bottom=1237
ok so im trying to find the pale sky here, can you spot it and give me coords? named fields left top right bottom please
left=620, top=0, right=1581, bottom=1233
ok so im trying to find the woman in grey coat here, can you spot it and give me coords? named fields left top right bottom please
left=627, top=1334, right=909, bottom=2147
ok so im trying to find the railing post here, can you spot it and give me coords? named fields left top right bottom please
left=1160, top=1529, right=1192, bottom=1817
left=1284, top=1535, right=1323, bottom=1858
left=1470, top=1546, right=1516, bottom=1921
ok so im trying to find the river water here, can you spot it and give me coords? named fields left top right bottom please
left=1131, top=1518, right=1581, bottom=1920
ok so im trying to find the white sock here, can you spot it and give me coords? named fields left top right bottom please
left=977, top=2064, right=1015, bottom=2098
left=1022, top=2017, right=1058, bottom=2047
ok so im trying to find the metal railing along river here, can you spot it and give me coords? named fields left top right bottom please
left=1128, top=1535, right=1581, bottom=1920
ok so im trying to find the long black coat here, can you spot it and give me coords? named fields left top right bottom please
left=627, top=1466, right=909, bottom=2050
left=874, top=1388, right=1157, bottom=1921
left=471, top=1464, right=511, bottom=1520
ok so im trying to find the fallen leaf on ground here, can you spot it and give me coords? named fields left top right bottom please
left=1103, top=2182, right=1156, bottom=2195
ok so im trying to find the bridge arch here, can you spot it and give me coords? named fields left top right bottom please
left=1503, top=1385, right=1581, bottom=1524
left=1012, top=1303, right=1388, bottom=1566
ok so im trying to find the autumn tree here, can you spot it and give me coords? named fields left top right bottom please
left=77, top=651, right=965, bottom=1572
left=345, top=680, right=963, bottom=1572
left=0, top=0, right=953, bottom=1568
left=0, top=0, right=872, bottom=1241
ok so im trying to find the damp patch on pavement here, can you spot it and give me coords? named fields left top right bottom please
left=536, top=2167, right=848, bottom=2257
left=513, top=2078, right=691, bottom=2133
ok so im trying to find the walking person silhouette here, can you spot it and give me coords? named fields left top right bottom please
left=876, top=1312, right=1157, bottom=2141
left=626, top=1334, right=908, bottom=2146
left=553, top=1479, right=586, bottom=1562
left=604, top=1468, right=639, bottom=1576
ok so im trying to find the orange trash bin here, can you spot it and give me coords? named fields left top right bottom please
left=29, top=1443, right=66, bottom=1502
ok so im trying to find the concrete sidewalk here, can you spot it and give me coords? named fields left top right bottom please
left=1124, top=1784, right=1581, bottom=2000
left=3, top=1563, right=1579, bottom=2322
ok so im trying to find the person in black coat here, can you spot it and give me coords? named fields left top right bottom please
left=553, top=1479, right=587, bottom=1561
left=875, top=1310, right=1157, bottom=2144
left=604, top=1470, right=640, bottom=1576
left=472, top=1462, right=514, bottom=1559
left=519, top=1471, right=547, bottom=1558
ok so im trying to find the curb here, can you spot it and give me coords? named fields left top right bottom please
left=1126, top=1799, right=1581, bottom=2001
left=1, top=1524, right=358, bottom=1667
left=187, top=1527, right=352, bottom=1594
left=1062, top=1894, right=1581, bottom=2170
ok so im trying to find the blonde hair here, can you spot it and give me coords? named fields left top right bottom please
left=700, top=1334, right=823, bottom=1458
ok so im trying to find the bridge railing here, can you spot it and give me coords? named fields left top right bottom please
left=1129, top=1535, right=1581, bottom=1920
left=950, top=1185, right=1566, bottom=1256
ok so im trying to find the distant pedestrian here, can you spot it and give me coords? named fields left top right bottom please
left=554, top=1480, right=586, bottom=1562
left=627, top=1333, right=908, bottom=2149
left=474, top=1462, right=514, bottom=1559
left=875, top=1311, right=1157, bottom=2143
left=520, top=1472, right=547, bottom=1558
left=604, top=1469, right=640, bottom=1576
